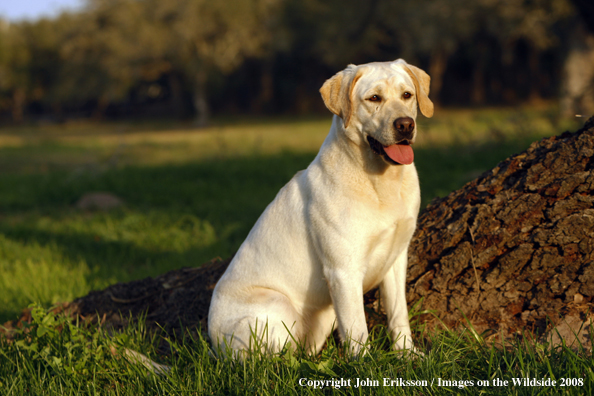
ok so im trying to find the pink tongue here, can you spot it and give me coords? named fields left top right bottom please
left=384, top=144, right=414, bottom=165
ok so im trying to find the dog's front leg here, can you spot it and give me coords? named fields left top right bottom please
left=380, top=248, right=416, bottom=352
left=324, top=267, right=368, bottom=356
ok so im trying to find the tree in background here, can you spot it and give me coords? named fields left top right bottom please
left=280, top=0, right=575, bottom=107
left=375, top=0, right=573, bottom=105
left=58, top=0, right=174, bottom=119
left=0, top=0, right=587, bottom=122
left=153, top=0, right=281, bottom=125
left=14, top=0, right=279, bottom=124
left=0, top=21, right=33, bottom=122
left=561, top=0, right=594, bottom=117
left=0, top=19, right=14, bottom=119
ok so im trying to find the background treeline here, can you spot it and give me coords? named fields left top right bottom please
left=0, top=0, right=593, bottom=125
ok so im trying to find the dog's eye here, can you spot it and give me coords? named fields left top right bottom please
left=368, top=95, right=382, bottom=102
left=403, top=92, right=412, bottom=99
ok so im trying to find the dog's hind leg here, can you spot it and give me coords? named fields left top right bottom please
left=302, top=305, right=337, bottom=354
left=210, top=289, right=303, bottom=358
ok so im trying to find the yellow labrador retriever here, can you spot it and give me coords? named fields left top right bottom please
left=208, top=59, right=433, bottom=357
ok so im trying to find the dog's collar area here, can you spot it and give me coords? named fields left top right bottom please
left=366, top=135, right=408, bottom=166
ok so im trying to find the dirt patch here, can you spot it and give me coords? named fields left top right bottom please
left=76, top=192, right=124, bottom=211
left=2, top=257, right=229, bottom=340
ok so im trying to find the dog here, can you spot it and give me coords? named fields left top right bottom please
left=208, top=59, right=434, bottom=357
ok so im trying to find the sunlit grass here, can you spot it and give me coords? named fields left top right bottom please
left=0, top=105, right=580, bottom=172
left=0, top=117, right=332, bottom=172
left=0, top=235, right=94, bottom=314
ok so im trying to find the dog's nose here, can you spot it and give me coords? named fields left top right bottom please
left=393, top=117, right=415, bottom=137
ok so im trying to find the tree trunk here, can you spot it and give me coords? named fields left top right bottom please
left=168, top=73, right=187, bottom=120
left=92, top=95, right=109, bottom=121
left=471, top=42, right=488, bottom=105
left=560, top=24, right=594, bottom=118
left=404, top=116, right=594, bottom=336
left=193, top=68, right=210, bottom=127
left=11, top=88, right=26, bottom=123
left=251, top=60, right=274, bottom=113
left=428, top=50, right=448, bottom=106
left=527, top=45, right=542, bottom=104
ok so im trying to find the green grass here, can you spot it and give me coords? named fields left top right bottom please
left=0, top=105, right=588, bottom=393
left=1, top=304, right=592, bottom=395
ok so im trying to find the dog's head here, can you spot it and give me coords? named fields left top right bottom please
left=320, top=59, right=433, bottom=165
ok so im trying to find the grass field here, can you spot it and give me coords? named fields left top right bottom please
left=0, top=106, right=590, bottom=394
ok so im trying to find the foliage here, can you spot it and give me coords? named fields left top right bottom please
left=0, top=0, right=585, bottom=122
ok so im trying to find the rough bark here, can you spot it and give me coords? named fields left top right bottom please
left=405, top=116, right=594, bottom=336
left=3, top=118, right=594, bottom=344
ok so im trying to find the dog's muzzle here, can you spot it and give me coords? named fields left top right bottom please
left=367, top=134, right=415, bottom=165
left=366, top=136, right=401, bottom=165
left=364, top=116, right=416, bottom=165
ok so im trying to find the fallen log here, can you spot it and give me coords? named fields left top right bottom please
left=405, top=116, right=594, bottom=340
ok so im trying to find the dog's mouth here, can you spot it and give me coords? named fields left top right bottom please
left=366, top=136, right=414, bottom=165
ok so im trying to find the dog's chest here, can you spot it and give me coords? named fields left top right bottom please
left=361, top=214, right=416, bottom=290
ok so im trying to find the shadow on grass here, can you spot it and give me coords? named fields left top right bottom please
left=0, top=152, right=317, bottom=321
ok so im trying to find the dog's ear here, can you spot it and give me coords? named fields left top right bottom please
left=320, top=65, right=363, bottom=128
left=398, top=61, right=434, bottom=118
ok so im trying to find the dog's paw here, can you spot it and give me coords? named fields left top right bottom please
left=407, top=346, right=425, bottom=360
left=391, top=334, right=425, bottom=359
left=391, top=345, right=425, bottom=360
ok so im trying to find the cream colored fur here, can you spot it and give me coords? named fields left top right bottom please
left=208, top=59, right=433, bottom=357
